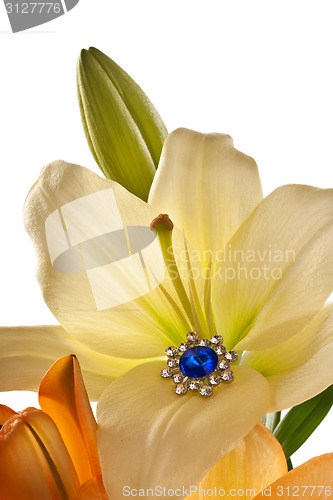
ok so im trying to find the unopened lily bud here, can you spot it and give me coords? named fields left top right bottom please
left=77, top=47, right=168, bottom=201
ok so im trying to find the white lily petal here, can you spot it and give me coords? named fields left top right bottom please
left=24, top=161, right=187, bottom=358
left=149, top=128, right=263, bottom=266
left=0, top=326, right=154, bottom=400
left=97, top=361, right=269, bottom=499
left=241, top=304, right=333, bottom=411
left=212, top=184, right=333, bottom=350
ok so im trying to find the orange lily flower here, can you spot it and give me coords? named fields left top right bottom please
left=186, top=423, right=332, bottom=500
left=0, top=355, right=108, bottom=500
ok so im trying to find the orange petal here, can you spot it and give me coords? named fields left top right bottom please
left=0, top=407, right=79, bottom=500
left=76, top=476, right=109, bottom=500
left=186, top=423, right=288, bottom=500
left=257, top=453, right=333, bottom=499
left=39, top=354, right=101, bottom=485
left=0, top=404, right=17, bottom=425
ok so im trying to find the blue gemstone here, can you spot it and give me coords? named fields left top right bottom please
left=179, top=346, right=218, bottom=378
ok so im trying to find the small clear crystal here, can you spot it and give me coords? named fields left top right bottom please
left=210, top=334, right=223, bottom=344
left=161, top=367, right=173, bottom=378
left=225, top=350, right=238, bottom=362
left=186, top=331, right=198, bottom=342
left=215, top=345, right=226, bottom=356
left=165, top=346, right=179, bottom=357
left=200, top=384, right=213, bottom=397
left=175, top=383, right=188, bottom=395
left=189, top=379, right=201, bottom=391
left=208, top=373, right=221, bottom=385
left=221, top=370, right=234, bottom=383
left=218, top=359, right=230, bottom=371
left=172, top=372, right=185, bottom=383
left=167, top=358, right=179, bottom=368
left=179, top=341, right=191, bottom=351
left=199, top=338, right=210, bottom=347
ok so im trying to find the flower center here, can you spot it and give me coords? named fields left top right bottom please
left=179, top=346, right=218, bottom=378
left=152, top=214, right=238, bottom=397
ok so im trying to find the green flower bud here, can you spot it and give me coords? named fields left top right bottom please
left=77, top=47, right=168, bottom=201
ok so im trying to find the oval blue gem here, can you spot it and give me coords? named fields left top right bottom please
left=179, top=346, right=218, bottom=378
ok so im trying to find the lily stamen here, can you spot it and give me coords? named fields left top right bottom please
left=183, top=236, right=209, bottom=337
left=203, top=254, right=217, bottom=334
left=150, top=214, right=195, bottom=328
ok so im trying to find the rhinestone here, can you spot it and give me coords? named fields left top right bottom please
left=175, top=383, right=188, bottom=395
left=200, top=385, right=213, bottom=397
left=210, top=334, right=223, bottom=344
left=215, top=345, right=226, bottom=356
left=225, top=350, right=238, bottom=362
left=189, top=379, right=201, bottom=391
left=186, top=331, right=199, bottom=342
left=161, top=367, right=173, bottom=378
left=199, top=338, right=210, bottom=347
left=221, top=370, right=234, bottom=383
left=218, top=359, right=230, bottom=371
left=208, top=373, right=222, bottom=385
left=167, top=358, right=179, bottom=368
left=179, top=341, right=191, bottom=352
left=179, top=346, right=218, bottom=378
left=172, top=372, right=185, bottom=384
left=165, top=346, right=179, bottom=357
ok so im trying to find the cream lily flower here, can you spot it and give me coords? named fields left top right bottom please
left=1, top=128, right=333, bottom=497
left=186, top=423, right=332, bottom=500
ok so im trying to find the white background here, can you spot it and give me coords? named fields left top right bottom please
left=0, top=0, right=332, bottom=468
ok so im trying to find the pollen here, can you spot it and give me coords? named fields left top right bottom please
left=150, top=213, right=174, bottom=231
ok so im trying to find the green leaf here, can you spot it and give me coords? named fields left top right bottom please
left=77, top=47, right=168, bottom=201
left=273, top=385, right=333, bottom=460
